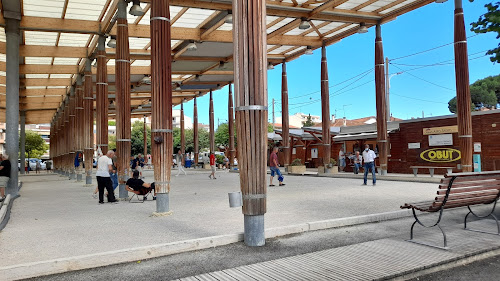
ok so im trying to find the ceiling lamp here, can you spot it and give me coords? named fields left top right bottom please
left=219, top=61, right=227, bottom=69
left=194, top=74, right=201, bottom=81
left=141, top=75, right=151, bottom=85
left=187, top=41, right=197, bottom=51
left=224, top=11, right=233, bottom=24
left=435, top=0, right=448, bottom=3
left=298, top=18, right=310, bottom=30
left=129, top=0, right=145, bottom=16
left=175, top=83, right=182, bottom=91
left=305, top=46, right=313, bottom=55
left=358, top=22, right=368, bottom=34
left=267, top=63, right=274, bottom=70
left=107, top=35, right=117, bottom=48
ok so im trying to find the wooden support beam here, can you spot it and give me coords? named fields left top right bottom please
left=375, top=24, right=388, bottom=175
left=193, top=96, right=199, bottom=167
left=84, top=60, right=94, bottom=183
left=228, top=83, right=235, bottom=168
left=281, top=62, right=290, bottom=166
left=321, top=45, right=331, bottom=168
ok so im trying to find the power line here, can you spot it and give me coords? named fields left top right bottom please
left=391, top=92, right=449, bottom=105
left=390, top=34, right=479, bottom=61
left=391, top=64, right=455, bottom=92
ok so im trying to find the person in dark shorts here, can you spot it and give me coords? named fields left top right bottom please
left=126, top=170, right=156, bottom=200
left=0, top=154, right=11, bottom=202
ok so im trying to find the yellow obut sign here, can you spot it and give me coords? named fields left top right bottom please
left=420, top=148, right=461, bottom=163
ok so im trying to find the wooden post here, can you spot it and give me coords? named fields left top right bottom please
left=281, top=62, right=290, bottom=168
left=151, top=0, right=173, bottom=213
left=228, top=84, right=235, bottom=168
left=454, top=0, right=473, bottom=172
left=69, top=86, right=76, bottom=179
left=233, top=0, right=268, bottom=246
left=375, top=24, right=388, bottom=175
left=193, top=97, right=199, bottom=168
left=64, top=96, right=70, bottom=176
left=143, top=115, right=148, bottom=160
left=96, top=35, right=108, bottom=155
left=75, top=74, right=84, bottom=181
left=116, top=0, right=132, bottom=199
left=209, top=90, right=215, bottom=153
left=321, top=45, right=331, bottom=171
left=84, top=59, right=94, bottom=185
left=181, top=102, right=185, bottom=165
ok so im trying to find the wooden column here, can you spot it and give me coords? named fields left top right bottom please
left=96, top=35, right=108, bottom=155
left=233, top=0, right=268, bottom=246
left=193, top=97, right=199, bottom=167
left=180, top=102, right=185, bottom=165
left=84, top=59, right=94, bottom=184
left=64, top=96, right=70, bottom=175
left=375, top=24, right=388, bottom=175
left=321, top=45, right=331, bottom=170
left=151, top=0, right=173, bottom=213
left=228, top=84, right=235, bottom=168
left=116, top=0, right=132, bottom=199
left=143, top=115, right=148, bottom=159
left=69, top=87, right=76, bottom=179
left=454, top=0, right=473, bottom=172
left=281, top=62, right=290, bottom=167
left=209, top=90, right=215, bottom=153
left=75, top=74, right=84, bottom=181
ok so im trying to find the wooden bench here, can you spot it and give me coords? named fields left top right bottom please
left=401, top=171, right=500, bottom=249
left=410, top=166, right=454, bottom=177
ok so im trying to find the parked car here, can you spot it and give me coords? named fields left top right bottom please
left=29, top=159, right=46, bottom=170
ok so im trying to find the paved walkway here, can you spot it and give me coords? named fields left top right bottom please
left=176, top=219, right=500, bottom=281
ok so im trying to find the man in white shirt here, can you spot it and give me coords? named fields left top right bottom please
left=362, top=144, right=377, bottom=185
left=96, top=150, right=118, bottom=204
left=338, top=148, right=346, bottom=171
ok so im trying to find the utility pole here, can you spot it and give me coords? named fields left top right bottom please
left=272, top=98, right=275, bottom=131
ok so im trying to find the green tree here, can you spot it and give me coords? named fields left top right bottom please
left=448, top=75, right=500, bottom=113
left=267, top=123, right=274, bottom=132
left=302, top=114, right=315, bottom=127
left=173, top=127, right=210, bottom=153
left=20, top=130, right=48, bottom=159
left=108, top=134, right=116, bottom=150
left=470, top=1, right=500, bottom=63
left=108, top=120, right=116, bottom=126
left=130, top=120, right=151, bottom=156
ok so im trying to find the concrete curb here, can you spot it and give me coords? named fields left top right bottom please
left=0, top=181, right=22, bottom=232
left=0, top=209, right=413, bottom=280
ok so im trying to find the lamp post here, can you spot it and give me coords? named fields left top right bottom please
left=385, top=57, right=403, bottom=121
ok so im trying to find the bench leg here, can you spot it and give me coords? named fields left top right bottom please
left=429, top=168, right=434, bottom=177
left=413, top=168, right=418, bottom=177
left=464, top=205, right=500, bottom=235
left=406, top=208, right=448, bottom=250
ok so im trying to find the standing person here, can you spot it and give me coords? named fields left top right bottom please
left=175, top=150, right=187, bottom=176
left=35, top=160, right=41, bottom=174
left=137, top=154, right=145, bottom=178
left=223, top=155, right=229, bottom=170
left=0, top=154, right=10, bottom=202
left=209, top=153, right=217, bottom=179
left=110, top=149, right=118, bottom=191
left=96, top=150, right=118, bottom=204
left=362, top=144, right=377, bottom=186
left=46, top=160, right=52, bottom=173
left=339, top=148, right=346, bottom=172
left=269, top=146, right=285, bottom=186
left=353, top=151, right=362, bottom=175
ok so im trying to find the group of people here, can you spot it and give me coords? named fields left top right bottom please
left=339, top=145, right=377, bottom=185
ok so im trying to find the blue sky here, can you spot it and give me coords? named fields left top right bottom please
left=177, top=0, right=499, bottom=126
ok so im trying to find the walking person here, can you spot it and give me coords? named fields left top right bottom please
left=0, top=154, right=10, bottom=202
left=339, top=147, right=346, bottom=172
left=175, top=150, right=187, bottom=176
left=96, top=150, right=118, bottom=204
left=353, top=151, right=362, bottom=175
left=110, top=149, right=118, bottom=191
left=362, top=144, right=377, bottom=186
left=269, top=146, right=285, bottom=186
left=209, top=153, right=217, bottom=179
left=35, top=160, right=41, bottom=174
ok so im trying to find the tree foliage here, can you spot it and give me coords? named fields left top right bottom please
left=302, top=114, right=315, bottom=127
left=470, top=1, right=500, bottom=63
left=173, top=127, right=210, bottom=154
left=20, top=130, right=48, bottom=159
left=108, top=134, right=116, bottom=150
left=214, top=123, right=238, bottom=148
left=448, top=75, right=500, bottom=113
left=130, top=120, right=151, bottom=156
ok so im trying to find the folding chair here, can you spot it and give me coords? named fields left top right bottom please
left=128, top=189, right=152, bottom=203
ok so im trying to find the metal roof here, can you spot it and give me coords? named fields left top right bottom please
left=0, top=0, right=434, bottom=124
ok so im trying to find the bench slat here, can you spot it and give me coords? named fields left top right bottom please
left=442, top=175, right=500, bottom=184
left=437, top=185, right=500, bottom=195
left=435, top=190, right=499, bottom=202
left=438, top=179, right=500, bottom=189
left=434, top=194, right=499, bottom=209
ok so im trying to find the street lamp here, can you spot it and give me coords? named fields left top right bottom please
left=385, top=57, right=403, bottom=121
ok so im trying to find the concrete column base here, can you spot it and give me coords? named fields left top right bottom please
left=85, top=176, right=92, bottom=185
left=155, top=193, right=170, bottom=213
left=69, top=172, right=76, bottom=180
left=119, top=183, right=128, bottom=200
left=76, top=174, right=83, bottom=182
left=244, top=214, right=265, bottom=247
left=380, top=169, right=388, bottom=176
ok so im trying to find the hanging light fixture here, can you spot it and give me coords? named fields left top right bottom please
left=435, top=0, right=448, bottom=3
left=267, top=63, right=274, bottom=70
left=305, top=46, right=313, bottom=55
left=224, top=11, right=233, bottom=24
left=187, top=41, right=197, bottom=51
left=175, top=83, right=182, bottom=91
left=129, top=0, right=145, bottom=16
left=358, top=22, right=368, bottom=34
left=107, top=35, right=117, bottom=48
left=298, top=17, right=310, bottom=30
left=218, top=61, right=227, bottom=69
left=194, top=74, right=201, bottom=81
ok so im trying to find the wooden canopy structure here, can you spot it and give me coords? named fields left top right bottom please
left=0, top=0, right=436, bottom=124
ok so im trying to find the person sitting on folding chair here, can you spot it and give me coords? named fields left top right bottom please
left=125, top=170, right=156, bottom=201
